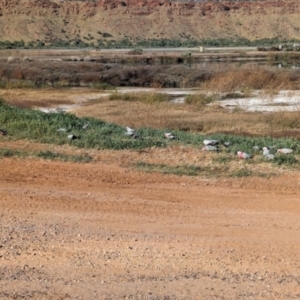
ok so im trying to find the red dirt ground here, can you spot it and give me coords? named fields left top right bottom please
left=1, top=141, right=300, bottom=300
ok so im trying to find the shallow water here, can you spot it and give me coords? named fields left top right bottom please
left=218, top=90, right=300, bottom=112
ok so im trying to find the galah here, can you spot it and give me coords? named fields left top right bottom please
left=262, top=147, right=274, bottom=160
left=57, top=128, right=66, bottom=132
left=203, top=139, right=219, bottom=146
left=0, top=129, right=7, bottom=136
left=126, top=126, right=135, bottom=133
left=277, top=148, right=293, bottom=154
left=262, top=147, right=270, bottom=156
left=237, top=151, right=251, bottom=159
left=164, top=132, right=176, bottom=139
left=125, top=126, right=136, bottom=136
left=67, top=134, right=79, bottom=140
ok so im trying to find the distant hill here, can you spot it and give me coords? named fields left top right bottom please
left=0, top=0, right=300, bottom=46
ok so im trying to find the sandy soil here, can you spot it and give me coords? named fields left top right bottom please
left=1, top=139, right=300, bottom=300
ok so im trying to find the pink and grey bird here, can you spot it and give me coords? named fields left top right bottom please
left=277, top=148, right=293, bottom=154
left=237, top=151, right=251, bottom=159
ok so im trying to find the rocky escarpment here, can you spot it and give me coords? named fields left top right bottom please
left=0, top=0, right=300, bottom=42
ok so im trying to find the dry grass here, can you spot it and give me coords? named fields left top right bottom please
left=0, top=88, right=107, bottom=108
left=202, top=69, right=300, bottom=93
left=74, top=96, right=300, bottom=136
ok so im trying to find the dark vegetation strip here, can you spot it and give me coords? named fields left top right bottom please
left=0, top=37, right=299, bottom=49
left=2, top=61, right=300, bottom=90
left=0, top=60, right=212, bottom=88
left=0, top=148, right=92, bottom=163
left=134, top=162, right=272, bottom=178
left=0, top=99, right=299, bottom=167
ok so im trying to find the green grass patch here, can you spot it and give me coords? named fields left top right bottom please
left=36, top=150, right=92, bottom=163
left=274, top=154, right=299, bottom=166
left=228, top=168, right=270, bottom=178
left=0, top=99, right=167, bottom=150
left=0, top=147, right=92, bottom=163
left=0, top=148, right=26, bottom=158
